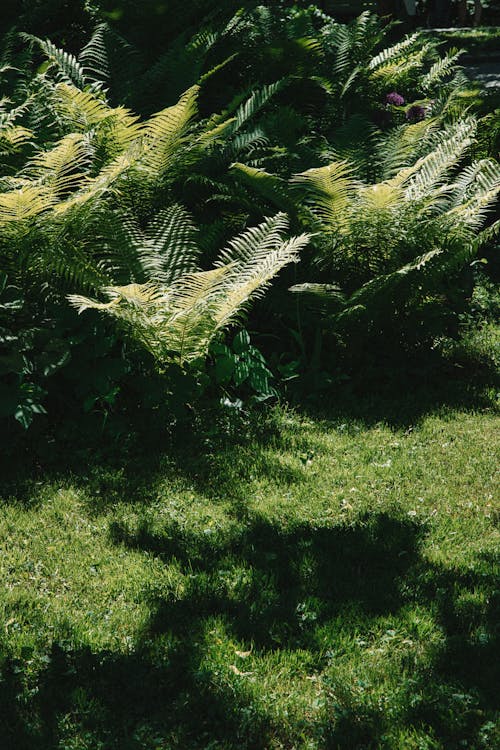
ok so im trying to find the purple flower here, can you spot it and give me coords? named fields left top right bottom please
left=385, top=91, right=405, bottom=106
left=406, top=104, right=426, bottom=122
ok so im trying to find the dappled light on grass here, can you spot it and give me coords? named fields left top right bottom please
left=0, top=401, right=498, bottom=749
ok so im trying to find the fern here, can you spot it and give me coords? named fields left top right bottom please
left=22, top=34, right=87, bottom=89
left=368, top=33, right=421, bottom=71
left=422, top=49, right=464, bottom=91
left=23, top=132, right=92, bottom=195
left=78, top=23, right=110, bottom=86
left=139, top=85, right=199, bottom=176
left=230, top=163, right=292, bottom=212
left=232, top=81, right=285, bottom=134
left=291, top=161, right=356, bottom=231
left=115, top=204, right=201, bottom=285
left=69, top=214, right=309, bottom=367
left=280, top=113, right=499, bottom=344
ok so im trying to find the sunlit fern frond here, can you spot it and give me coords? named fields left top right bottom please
left=52, top=149, right=136, bottom=217
left=0, top=96, right=38, bottom=155
left=52, top=82, right=111, bottom=132
left=358, top=182, right=403, bottom=211
left=447, top=184, right=500, bottom=234
left=370, top=45, right=431, bottom=87
left=78, top=23, right=110, bottom=86
left=291, top=161, right=356, bottom=230
left=211, top=214, right=309, bottom=331
left=403, top=118, right=477, bottom=201
left=215, top=212, right=290, bottom=268
left=0, top=97, right=34, bottom=128
left=0, top=185, right=55, bottom=229
left=0, top=124, right=33, bottom=155
left=23, top=132, right=92, bottom=195
left=22, top=34, right=87, bottom=88
left=69, top=269, right=225, bottom=365
left=472, top=218, right=500, bottom=253
left=139, top=85, right=199, bottom=176
left=69, top=214, right=308, bottom=367
left=368, top=33, right=421, bottom=71
left=51, top=83, right=140, bottom=152
left=422, top=48, right=463, bottom=91
left=376, top=119, right=439, bottom=180
left=161, top=267, right=230, bottom=363
left=213, top=235, right=306, bottom=333
left=100, top=106, right=143, bottom=154
left=448, top=158, right=500, bottom=207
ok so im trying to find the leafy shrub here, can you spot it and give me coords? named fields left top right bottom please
left=210, top=328, right=278, bottom=404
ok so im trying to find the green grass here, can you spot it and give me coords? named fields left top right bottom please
left=1, top=388, right=499, bottom=749
left=426, top=27, right=500, bottom=56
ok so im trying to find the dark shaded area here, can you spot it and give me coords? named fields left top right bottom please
left=1, top=356, right=498, bottom=510
left=111, top=514, right=423, bottom=642
left=0, top=509, right=498, bottom=749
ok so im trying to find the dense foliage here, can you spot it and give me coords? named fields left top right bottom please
left=0, top=3, right=498, bottom=439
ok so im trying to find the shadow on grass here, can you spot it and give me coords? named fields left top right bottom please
left=111, top=513, right=422, bottom=647
left=1, top=362, right=498, bottom=747
left=296, top=361, right=499, bottom=430
left=2, top=354, right=498, bottom=484
left=1, top=512, right=498, bottom=749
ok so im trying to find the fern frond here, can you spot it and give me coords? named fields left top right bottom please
left=289, top=283, right=345, bottom=306
left=230, top=163, right=292, bottom=212
left=139, top=85, right=199, bottom=176
left=69, top=214, right=308, bottom=367
left=0, top=124, right=33, bottom=154
left=358, top=182, right=403, bottom=211
left=0, top=185, right=54, bottom=227
left=232, top=81, right=284, bottom=133
left=222, top=128, right=268, bottom=164
left=370, top=45, right=430, bottom=86
left=53, top=149, right=136, bottom=217
left=136, top=204, right=201, bottom=284
left=448, top=185, right=500, bottom=232
left=422, top=48, right=463, bottom=91
left=24, top=132, right=91, bottom=195
left=22, top=34, right=87, bottom=88
left=52, top=82, right=111, bottom=132
left=448, top=159, right=500, bottom=207
left=291, top=161, right=356, bottom=229
left=78, top=23, right=110, bottom=85
left=404, top=118, right=477, bottom=201
left=343, top=248, right=443, bottom=313
left=213, top=217, right=308, bottom=331
left=377, top=119, right=439, bottom=180
left=216, top=212, right=289, bottom=267
left=368, top=33, right=420, bottom=70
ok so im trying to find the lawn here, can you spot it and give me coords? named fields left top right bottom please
left=1, top=384, right=499, bottom=749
